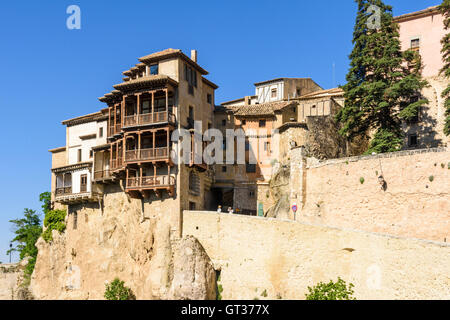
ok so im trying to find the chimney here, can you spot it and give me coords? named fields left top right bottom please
left=244, top=96, right=251, bottom=105
left=191, top=50, right=198, bottom=63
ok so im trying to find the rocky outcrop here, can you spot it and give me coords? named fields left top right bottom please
left=30, top=190, right=216, bottom=300
left=0, top=258, right=33, bottom=300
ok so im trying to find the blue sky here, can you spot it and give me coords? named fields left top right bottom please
left=0, top=0, right=441, bottom=263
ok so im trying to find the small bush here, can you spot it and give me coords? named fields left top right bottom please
left=42, top=209, right=66, bottom=242
left=104, top=278, right=136, bottom=300
left=261, top=289, right=268, bottom=297
left=429, top=176, right=434, bottom=182
left=306, top=278, right=356, bottom=300
left=359, top=177, right=365, bottom=184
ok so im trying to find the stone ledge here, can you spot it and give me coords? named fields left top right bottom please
left=306, top=147, right=449, bottom=169
left=183, top=210, right=450, bottom=248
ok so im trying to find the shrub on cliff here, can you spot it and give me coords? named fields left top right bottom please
left=306, top=278, right=356, bottom=300
left=104, top=278, right=136, bottom=300
left=42, top=209, right=66, bottom=242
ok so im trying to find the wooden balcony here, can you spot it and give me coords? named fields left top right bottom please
left=94, top=169, right=112, bottom=180
left=111, top=157, right=123, bottom=171
left=125, top=147, right=171, bottom=163
left=126, top=175, right=175, bottom=196
left=56, top=187, right=72, bottom=196
left=123, top=111, right=176, bottom=128
left=189, top=152, right=208, bottom=171
left=108, top=124, right=122, bottom=137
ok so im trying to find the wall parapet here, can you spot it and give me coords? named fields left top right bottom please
left=306, top=147, right=449, bottom=169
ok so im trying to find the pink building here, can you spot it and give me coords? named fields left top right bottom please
left=396, top=5, right=446, bottom=78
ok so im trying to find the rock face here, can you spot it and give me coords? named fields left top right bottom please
left=0, top=259, right=32, bottom=300
left=168, top=236, right=217, bottom=300
left=30, top=190, right=216, bottom=300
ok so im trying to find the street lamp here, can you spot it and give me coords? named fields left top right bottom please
left=9, top=243, right=12, bottom=263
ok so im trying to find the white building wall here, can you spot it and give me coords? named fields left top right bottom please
left=67, top=120, right=107, bottom=165
left=255, top=81, right=284, bottom=104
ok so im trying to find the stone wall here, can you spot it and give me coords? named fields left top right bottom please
left=290, top=147, right=450, bottom=242
left=183, top=211, right=450, bottom=300
left=0, top=260, right=30, bottom=300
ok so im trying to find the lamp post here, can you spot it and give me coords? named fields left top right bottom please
left=9, top=243, right=12, bottom=263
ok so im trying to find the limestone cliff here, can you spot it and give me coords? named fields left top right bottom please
left=30, top=190, right=216, bottom=300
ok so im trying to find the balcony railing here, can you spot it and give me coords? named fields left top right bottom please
left=108, top=124, right=122, bottom=137
left=56, top=187, right=72, bottom=196
left=111, top=157, right=123, bottom=170
left=126, top=175, right=175, bottom=189
left=94, top=169, right=112, bottom=180
left=122, top=111, right=176, bottom=127
left=125, top=147, right=170, bottom=162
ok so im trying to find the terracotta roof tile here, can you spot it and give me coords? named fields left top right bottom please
left=234, top=101, right=297, bottom=117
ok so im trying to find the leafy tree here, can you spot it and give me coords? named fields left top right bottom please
left=306, top=278, right=356, bottom=300
left=337, top=0, right=428, bottom=154
left=440, top=0, right=450, bottom=136
left=104, top=278, right=136, bottom=300
left=7, top=209, right=42, bottom=277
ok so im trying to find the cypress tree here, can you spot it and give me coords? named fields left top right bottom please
left=337, top=0, right=428, bottom=154
left=439, top=0, right=450, bottom=136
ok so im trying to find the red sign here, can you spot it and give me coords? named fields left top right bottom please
left=292, top=205, right=298, bottom=213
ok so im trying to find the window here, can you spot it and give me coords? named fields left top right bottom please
left=241, top=120, right=246, bottom=125
left=246, top=164, right=256, bottom=173
left=222, top=119, right=227, bottom=126
left=89, top=150, right=93, bottom=158
left=222, top=139, right=227, bottom=151
left=189, top=202, right=196, bottom=210
left=80, top=174, right=87, bottom=192
left=245, top=140, right=250, bottom=151
left=189, top=172, right=200, bottom=195
left=222, top=166, right=227, bottom=173
left=99, top=127, right=103, bottom=138
left=73, top=212, right=78, bottom=230
left=411, top=38, right=420, bottom=51
left=264, top=141, right=270, bottom=153
left=150, top=64, right=158, bottom=75
left=207, top=94, right=212, bottom=104
left=271, top=88, right=277, bottom=98
left=259, top=119, right=266, bottom=128
left=249, top=190, right=255, bottom=198
left=77, top=149, right=82, bottom=162
left=187, top=106, right=194, bottom=128
left=185, top=64, right=197, bottom=95
left=142, top=100, right=150, bottom=114
left=408, top=134, right=418, bottom=147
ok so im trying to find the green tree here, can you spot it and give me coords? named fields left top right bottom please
left=439, top=0, right=450, bottom=136
left=104, top=278, right=136, bottom=300
left=306, top=278, right=356, bottom=300
left=8, top=209, right=42, bottom=277
left=337, top=0, right=428, bottom=154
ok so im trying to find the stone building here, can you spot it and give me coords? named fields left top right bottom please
left=50, top=49, right=218, bottom=236
left=395, top=5, right=450, bottom=149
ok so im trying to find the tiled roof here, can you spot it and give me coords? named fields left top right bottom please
left=298, top=88, right=344, bottom=100
left=62, top=111, right=106, bottom=126
left=234, top=101, right=297, bottom=117
left=113, top=75, right=178, bottom=91
left=138, top=48, right=208, bottom=75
